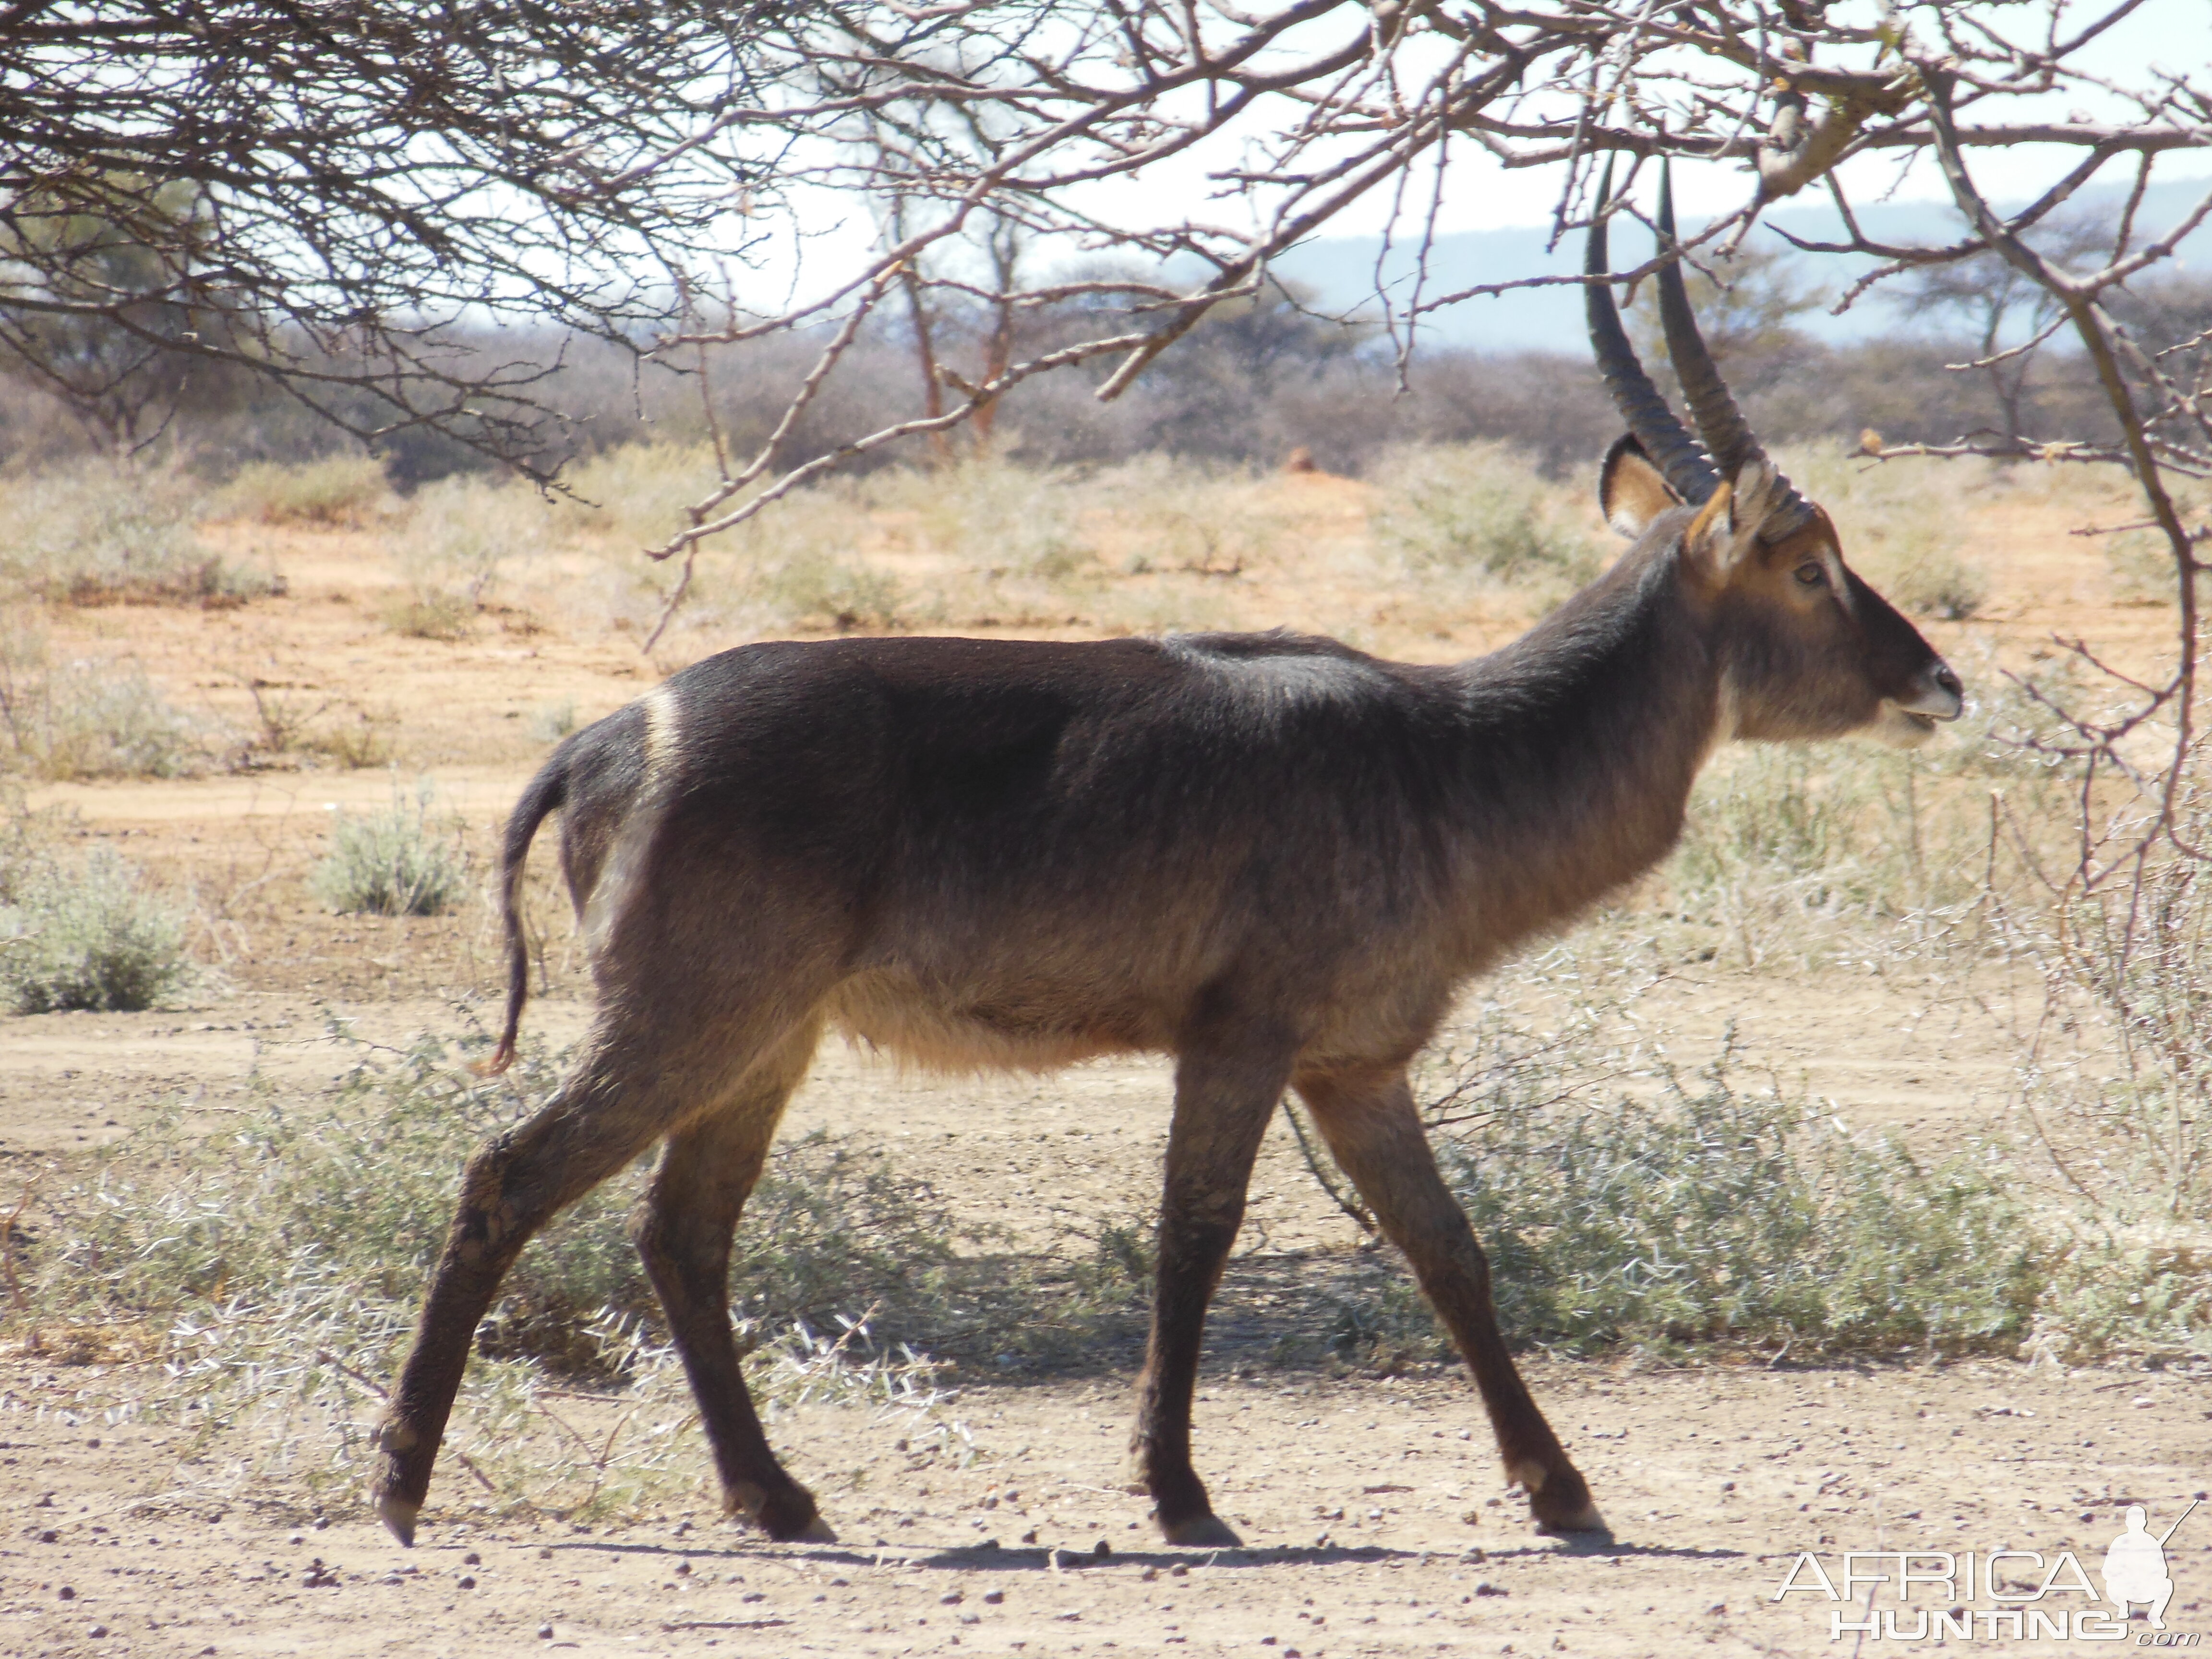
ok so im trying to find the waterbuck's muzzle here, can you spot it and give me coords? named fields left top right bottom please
left=1891, top=660, right=1964, bottom=727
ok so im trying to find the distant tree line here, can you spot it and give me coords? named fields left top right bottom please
left=3, top=250, right=2204, bottom=487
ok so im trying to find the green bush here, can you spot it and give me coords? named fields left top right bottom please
left=311, top=779, right=471, bottom=915
left=1439, top=1053, right=2041, bottom=1356
left=0, top=844, right=194, bottom=1012
left=1319, top=1038, right=2044, bottom=1365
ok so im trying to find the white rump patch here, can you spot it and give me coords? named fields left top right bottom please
left=641, top=683, right=682, bottom=783
left=582, top=686, right=682, bottom=955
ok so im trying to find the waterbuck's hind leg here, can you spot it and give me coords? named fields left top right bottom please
left=630, top=1019, right=832, bottom=1542
left=1294, top=1066, right=1606, bottom=1535
left=1132, top=1027, right=1295, bottom=1547
left=372, top=1032, right=686, bottom=1545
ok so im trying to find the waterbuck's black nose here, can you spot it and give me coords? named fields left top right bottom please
left=1894, top=659, right=1964, bottom=722
left=1916, top=661, right=1965, bottom=721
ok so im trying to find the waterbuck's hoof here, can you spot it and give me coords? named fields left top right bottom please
left=376, top=1491, right=421, bottom=1548
left=1160, top=1513, right=1243, bottom=1548
left=1535, top=1503, right=1610, bottom=1537
left=1530, top=1481, right=1608, bottom=1535
left=1515, top=1459, right=1607, bottom=1535
left=753, top=1488, right=833, bottom=1543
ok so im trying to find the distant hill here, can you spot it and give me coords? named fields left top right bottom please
left=1271, top=176, right=2212, bottom=355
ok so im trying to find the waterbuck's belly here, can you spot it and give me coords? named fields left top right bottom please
left=824, top=971, right=1165, bottom=1074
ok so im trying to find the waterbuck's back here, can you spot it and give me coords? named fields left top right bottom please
left=554, top=631, right=1487, bottom=1071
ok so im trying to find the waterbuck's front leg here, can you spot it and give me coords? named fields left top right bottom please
left=1132, top=1027, right=1294, bottom=1546
left=629, top=1020, right=832, bottom=1542
left=1294, top=1064, right=1605, bottom=1534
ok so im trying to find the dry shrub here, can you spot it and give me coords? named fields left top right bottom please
left=1090, top=455, right=1284, bottom=577
left=375, top=472, right=555, bottom=640
left=0, top=457, right=278, bottom=607
left=1431, top=1043, right=2038, bottom=1358
left=561, top=441, right=725, bottom=549
left=378, top=589, right=478, bottom=641
left=543, top=445, right=1296, bottom=638
left=311, top=706, right=398, bottom=769
left=7, top=1027, right=1160, bottom=1516
left=1367, top=443, right=1601, bottom=591
left=1992, top=734, right=2212, bottom=1362
left=1657, top=661, right=2079, bottom=969
left=0, top=611, right=204, bottom=780
left=2104, top=528, right=2196, bottom=606
left=568, top=444, right=908, bottom=637
left=526, top=698, right=577, bottom=743
left=872, top=453, right=1095, bottom=580
left=1313, top=1017, right=2040, bottom=1365
left=216, top=454, right=395, bottom=528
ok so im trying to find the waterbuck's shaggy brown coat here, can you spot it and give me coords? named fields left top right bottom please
left=372, top=175, right=1963, bottom=1551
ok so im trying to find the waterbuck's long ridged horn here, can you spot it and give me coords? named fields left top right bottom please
left=1585, top=158, right=1720, bottom=506
left=1654, top=160, right=1814, bottom=539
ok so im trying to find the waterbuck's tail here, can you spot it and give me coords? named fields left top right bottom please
left=478, top=749, right=571, bottom=1076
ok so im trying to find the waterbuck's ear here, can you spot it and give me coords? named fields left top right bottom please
left=1680, top=458, right=1778, bottom=585
left=1599, top=434, right=1680, bottom=538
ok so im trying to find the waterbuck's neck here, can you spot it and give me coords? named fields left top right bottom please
left=1440, top=540, right=1725, bottom=954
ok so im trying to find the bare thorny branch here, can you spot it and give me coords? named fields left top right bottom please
left=613, top=3, right=2205, bottom=571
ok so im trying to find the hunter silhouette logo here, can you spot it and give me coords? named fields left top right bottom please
left=2104, top=1501, right=2197, bottom=1631
left=1773, top=1499, right=2201, bottom=1644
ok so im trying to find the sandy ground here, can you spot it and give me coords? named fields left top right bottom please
left=11, top=1348, right=2212, bottom=1657
left=5, top=460, right=2208, bottom=1656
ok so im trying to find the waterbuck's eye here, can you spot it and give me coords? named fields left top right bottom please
left=1794, top=561, right=1826, bottom=588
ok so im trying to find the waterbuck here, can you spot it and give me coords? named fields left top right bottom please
left=371, top=174, right=1962, bottom=1551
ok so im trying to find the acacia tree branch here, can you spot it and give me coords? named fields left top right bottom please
left=1919, top=60, right=2203, bottom=876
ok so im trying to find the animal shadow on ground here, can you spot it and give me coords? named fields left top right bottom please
left=523, top=1538, right=1745, bottom=1573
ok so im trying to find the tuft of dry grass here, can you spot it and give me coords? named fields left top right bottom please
left=378, top=589, right=479, bottom=641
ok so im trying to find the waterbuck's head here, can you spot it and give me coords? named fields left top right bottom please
left=1586, top=166, right=1963, bottom=747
